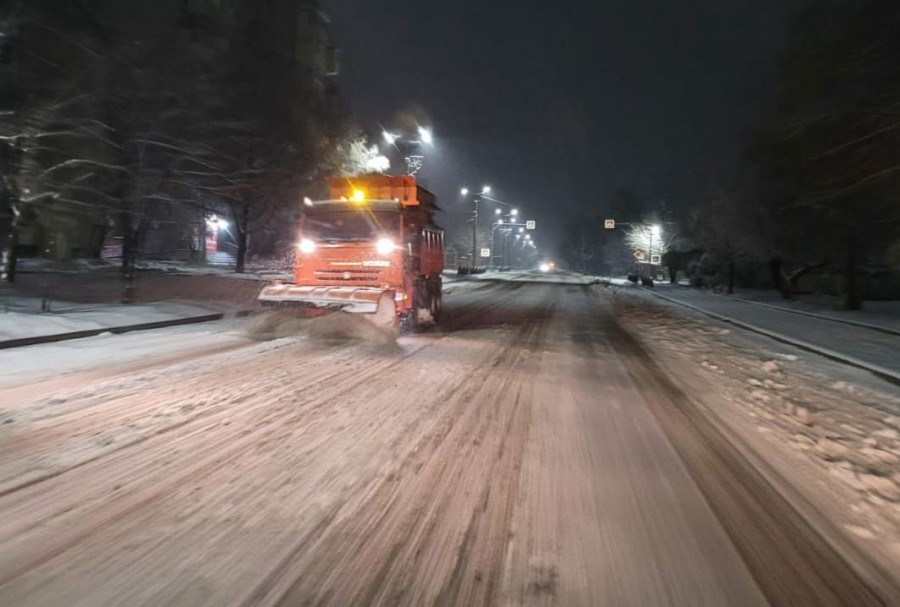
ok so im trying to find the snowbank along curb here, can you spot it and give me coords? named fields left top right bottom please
left=643, top=290, right=900, bottom=388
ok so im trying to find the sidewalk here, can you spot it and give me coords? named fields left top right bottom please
left=728, top=287, right=900, bottom=333
left=642, top=285, right=900, bottom=381
left=0, top=296, right=229, bottom=343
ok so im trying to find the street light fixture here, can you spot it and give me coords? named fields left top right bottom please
left=417, top=126, right=433, bottom=145
left=382, top=131, right=398, bottom=145
left=460, top=185, right=496, bottom=267
left=646, top=224, right=663, bottom=272
left=461, top=185, right=491, bottom=197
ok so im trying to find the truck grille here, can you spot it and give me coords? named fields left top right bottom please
left=314, top=269, right=380, bottom=281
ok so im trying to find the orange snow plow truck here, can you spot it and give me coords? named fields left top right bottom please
left=258, top=174, right=444, bottom=332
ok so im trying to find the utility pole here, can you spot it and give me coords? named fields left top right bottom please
left=504, top=230, right=510, bottom=269
left=471, top=195, right=479, bottom=268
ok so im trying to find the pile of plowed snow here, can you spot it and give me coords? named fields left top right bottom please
left=242, top=311, right=399, bottom=350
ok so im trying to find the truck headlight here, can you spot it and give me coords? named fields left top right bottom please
left=376, top=237, right=395, bottom=256
left=298, top=238, right=317, bottom=254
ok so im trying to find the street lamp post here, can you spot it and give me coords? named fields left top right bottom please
left=491, top=219, right=504, bottom=268
left=461, top=185, right=490, bottom=268
left=461, top=187, right=531, bottom=270
left=647, top=224, right=661, bottom=278
left=488, top=205, right=525, bottom=270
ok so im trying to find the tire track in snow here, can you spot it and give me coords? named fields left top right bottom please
left=250, top=285, right=558, bottom=606
left=0, top=280, right=527, bottom=592
left=603, top=288, right=897, bottom=605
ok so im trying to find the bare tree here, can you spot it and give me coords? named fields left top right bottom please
left=624, top=222, right=675, bottom=260
left=566, top=227, right=595, bottom=274
left=747, top=0, right=900, bottom=308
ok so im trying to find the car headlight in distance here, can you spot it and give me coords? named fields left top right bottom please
left=539, top=263, right=550, bottom=272
left=376, top=237, right=395, bottom=256
left=298, top=238, right=316, bottom=254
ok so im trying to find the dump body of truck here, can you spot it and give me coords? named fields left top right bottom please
left=258, top=174, right=444, bottom=330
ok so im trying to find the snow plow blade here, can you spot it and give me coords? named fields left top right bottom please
left=258, top=284, right=397, bottom=331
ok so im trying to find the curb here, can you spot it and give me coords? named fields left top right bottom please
left=0, top=310, right=255, bottom=351
left=643, top=290, right=900, bottom=388
left=729, top=297, right=900, bottom=337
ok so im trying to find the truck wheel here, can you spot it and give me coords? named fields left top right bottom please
left=430, top=284, right=442, bottom=323
left=413, top=281, right=433, bottom=328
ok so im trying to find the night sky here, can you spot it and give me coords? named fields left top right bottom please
left=324, top=0, right=790, bottom=252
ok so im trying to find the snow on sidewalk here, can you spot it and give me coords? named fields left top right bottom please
left=0, top=296, right=225, bottom=342
left=135, top=259, right=291, bottom=281
left=729, top=288, right=900, bottom=332
left=640, top=285, right=900, bottom=379
left=0, top=321, right=246, bottom=388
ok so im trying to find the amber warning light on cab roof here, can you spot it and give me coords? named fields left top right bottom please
left=328, top=175, right=421, bottom=206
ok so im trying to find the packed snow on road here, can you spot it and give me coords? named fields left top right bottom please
left=0, top=275, right=897, bottom=605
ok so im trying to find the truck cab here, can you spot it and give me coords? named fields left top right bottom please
left=259, top=175, right=443, bottom=331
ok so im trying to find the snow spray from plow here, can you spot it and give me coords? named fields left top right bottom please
left=242, top=309, right=401, bottom=351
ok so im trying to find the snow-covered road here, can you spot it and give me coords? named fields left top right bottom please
left=0, top=280, right=896, bottom=605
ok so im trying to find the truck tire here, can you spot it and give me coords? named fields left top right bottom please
left=412, top=281, right=433, bottom=330
left=429, top=281, right=443, bottom=323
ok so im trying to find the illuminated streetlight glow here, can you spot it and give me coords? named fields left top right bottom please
left=495, top=208, right=502, bottom=215
left=462, top=185, right=492, bottom=196
left=382, top=131, right=398, bottom=145
left=418, top=126, right=433, bottom=144
left=651, top=224, right=661, bottom=236
left=206, top=215, right=229, bottom=231
left=510, top=208, right=519, bottom=216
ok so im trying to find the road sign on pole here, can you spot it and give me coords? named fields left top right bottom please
left=604, top=219, right=615, bottom=229
left=632, top=249, right=644, bottom=261
left=480, top=248, right=491, bottom=258
left=526, top=220, right=536, bottom=230
left=650, top=254, right=661, bottom=265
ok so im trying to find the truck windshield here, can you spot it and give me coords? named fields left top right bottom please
left=303, top=209, right=400, bottom=242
